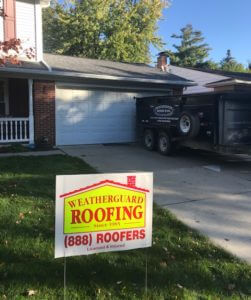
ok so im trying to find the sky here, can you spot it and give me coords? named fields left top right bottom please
left=151, top=0, right=251, bottom=66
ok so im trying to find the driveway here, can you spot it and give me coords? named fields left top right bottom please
left=60, top=144, right=251, bottom=263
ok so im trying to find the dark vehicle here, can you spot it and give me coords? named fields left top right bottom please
left=136, top=92, right=251, bottom=155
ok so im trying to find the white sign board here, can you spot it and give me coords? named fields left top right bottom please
left=55, top=173, right=153, bottom=258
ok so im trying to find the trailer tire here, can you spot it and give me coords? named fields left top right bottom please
left=158, top=131, right=172, bottom=155
left=178, top=112, right=200, bottom=138
left=143, top=129, right=156, bottom=151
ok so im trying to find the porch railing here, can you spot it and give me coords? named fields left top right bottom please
left=0, top=118, right=30, bottom=143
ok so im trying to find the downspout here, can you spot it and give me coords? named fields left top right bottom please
left=40, top=59, right=52, bottom=71
left=28, top=79, right=35, bottom=147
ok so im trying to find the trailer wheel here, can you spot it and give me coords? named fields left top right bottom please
left=143, top=129, right=156, bottom=151
left=178, top=112, right=200, bottom=138
left=158, top=131, right=172, bottom=155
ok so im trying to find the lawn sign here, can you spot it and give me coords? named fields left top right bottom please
left=55, top=173, right=153, bottom=258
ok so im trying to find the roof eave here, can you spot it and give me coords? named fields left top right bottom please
left=206, top=79, right=251, bottom=88
left=0, top=67, right=196, bottom=86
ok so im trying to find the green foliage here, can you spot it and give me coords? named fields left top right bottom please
left=196, top=60, right=219, bottom=70
left=220, top=49, right=247, bottom=72
left=43, top=0, right=165, bottom=63
left=166, top=24, right=211, bottom=67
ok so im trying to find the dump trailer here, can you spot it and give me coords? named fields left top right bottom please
left=136, top=92, right=251, bottom=155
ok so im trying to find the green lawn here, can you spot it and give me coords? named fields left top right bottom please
left=0, top=155, right=251, bottom=300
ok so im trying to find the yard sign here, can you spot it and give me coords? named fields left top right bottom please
left=55, top=173, right=153, bottom=258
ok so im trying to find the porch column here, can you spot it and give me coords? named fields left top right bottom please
left=28, top=79, right=34, bottom=146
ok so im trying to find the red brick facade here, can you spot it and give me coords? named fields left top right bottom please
left=33, top=81, right=55, bottom=146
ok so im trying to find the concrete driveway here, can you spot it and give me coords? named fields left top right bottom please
left=60, top=144, right=251, bottom=263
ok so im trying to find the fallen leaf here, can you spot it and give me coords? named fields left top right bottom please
left=22, top=289, right=37, bottom=297
left=160, top=261, right=167, bottom=268
left=27, top=290, right=36, bottom=296
left=19, top=212, right=24, bottom=219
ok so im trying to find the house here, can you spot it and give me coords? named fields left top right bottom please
left=0, top=0, right=195, bottom=147
left=157, top=52, right=251, bottom=94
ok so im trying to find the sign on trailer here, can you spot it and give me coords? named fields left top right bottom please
left=55, top=173, right=153, bottom=258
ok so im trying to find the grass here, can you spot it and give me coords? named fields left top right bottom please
left=0, top=144, right=30, bottom=153
left=0, top=143, right=57, bottom=153
left=0, top=155, right=251, bottom=299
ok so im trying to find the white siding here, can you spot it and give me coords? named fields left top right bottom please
left=16, top=0, right=36, bottom=59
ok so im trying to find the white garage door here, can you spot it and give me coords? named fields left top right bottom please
left=56, top=87, right=137, bottom=145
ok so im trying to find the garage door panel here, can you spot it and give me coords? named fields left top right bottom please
left=57, top=131, right=135, bottom=145
left=56, top=87, right=136, bottom=145
left=59, top=116, right=134, bottom=132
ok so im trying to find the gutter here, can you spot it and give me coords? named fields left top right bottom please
left=0, top=66, right=196, bottom=87
left=206, top=79, right=251, bottom=88
left=40, top=0, right=51, bottom=8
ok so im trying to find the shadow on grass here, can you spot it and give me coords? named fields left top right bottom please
left=1, top=207, right=251, bottom=298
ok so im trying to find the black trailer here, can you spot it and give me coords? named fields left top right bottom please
left=136, top=91, right=251, bottom=155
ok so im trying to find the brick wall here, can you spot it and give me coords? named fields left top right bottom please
left=33, top=81, right=55, bottom=146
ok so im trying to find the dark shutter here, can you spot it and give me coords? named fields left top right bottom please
left=4, top=0, right=16, bottom=41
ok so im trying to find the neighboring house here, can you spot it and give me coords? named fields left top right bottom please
left=0, top=0, right=195, bottom=146
left=169, top=65, right=251, bottom=94
left=168, top=65, right=228, bottom=94
left=157, top=52, right=251, bottom=94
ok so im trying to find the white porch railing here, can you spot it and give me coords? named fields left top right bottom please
left=0, top=118, right=30, bottom=143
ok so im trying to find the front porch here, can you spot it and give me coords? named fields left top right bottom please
left=0, top=78, right=34, bottom=144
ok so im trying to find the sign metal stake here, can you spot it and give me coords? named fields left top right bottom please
left=145, top=248, right=148, bottom=299
left=64, top=256, right=67, bottom=300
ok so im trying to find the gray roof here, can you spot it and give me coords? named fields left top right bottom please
left=168, top=65, right=251, bottom=94
left=0, top=60, right=47, bottom=70
left=43, top=53, right=192, bottom=84
left=192, top=68, right=251, bottom=81
left=169, top=65, right=229, bottom=94
left=0, top=54, right=194, bottom=90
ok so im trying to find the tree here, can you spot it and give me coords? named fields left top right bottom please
left=165, top=24, right=211, bottom=67
left=43, top=0, right=167, bottom=63
left=220, top=49, right=246, bottom=72
left=196, top=60, right=219, bottom=70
